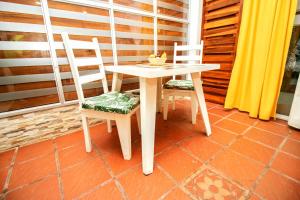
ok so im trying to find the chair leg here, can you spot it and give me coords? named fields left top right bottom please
left=136, top=108, right=141, bottom=135
left=163, top=94, right=169, bottom=120
left=81, top=115, right=92, bottom=152
left=116, top=116, right=132, bottom=160
left=107, top=120, right=112, bottom=133
left=172, top=95, right=176, bottom=110
left=191, top=94, right=197, bottom=125
left=196, top=99, right=199, bottom=114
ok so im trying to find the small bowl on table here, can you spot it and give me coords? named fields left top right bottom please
left=148, top=57, right=167, bottom=66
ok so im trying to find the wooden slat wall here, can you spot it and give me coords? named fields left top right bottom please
left=0, top=0, right=188, bottom=113
left=201, top=0, right=243, bottom=104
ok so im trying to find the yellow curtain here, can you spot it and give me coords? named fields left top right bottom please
left=224, top=0, right=297, bottom=120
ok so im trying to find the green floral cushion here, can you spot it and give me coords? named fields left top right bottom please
left=163, top=80, right=194, bottom=90
left=82, top=92, right=139, bottom=114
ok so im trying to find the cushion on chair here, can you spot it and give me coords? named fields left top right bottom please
left=82, top=92, right=139, bottom=114
left=163, top=80, right=194, bottom=90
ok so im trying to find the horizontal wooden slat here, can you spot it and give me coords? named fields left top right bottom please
left=74, top=58, right=102, bottom=67
left=203, top=86, right=227, bottom=96
left=79, top=73, right=104, bottom=84
left=204, top=16, right=239, bottom=29
left=68, top=40, right=98, bottom=50
left=204, top=92, right=226, bottom=104
left=175, top=55, right=201, bottom=61
left=202, top=70, right=232, bottom=79
left=204, top=29, right=237, bottom=38
left=204, top=45, right=235, bottom=54
left=176, top=44, right=203, bottom=51
left=206, top=5, right=240, bottom=20
left=205, top=36, right=236, bottom=46
left=203, top=55, right=234, bottom=63
left=206, top=0, right=240, bottom=11
left=202, top=0, right=242, bottom=104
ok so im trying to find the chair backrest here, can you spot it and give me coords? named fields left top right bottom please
left=172, top=41, right=204, bottom=80
left=61, top=32, right=109, bottom=105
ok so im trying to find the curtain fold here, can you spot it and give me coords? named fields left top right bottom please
left=224, top=0, right=297, bottom=120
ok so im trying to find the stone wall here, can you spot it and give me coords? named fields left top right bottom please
left=0, top=104, right=103, bottom=152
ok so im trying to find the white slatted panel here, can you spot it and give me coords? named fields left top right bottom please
left=0, top=0, right=189, bottom=114
left=79, top=73, right=104, bottom=84
left=175, top=55, right=201, bottom=61
left=75, top=58, right=102, bottom=67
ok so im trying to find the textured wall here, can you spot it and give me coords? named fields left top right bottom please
left=0, top=105, right=102, bottom=152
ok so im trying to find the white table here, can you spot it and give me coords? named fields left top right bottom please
left=105, top=63, right=220, bottom=175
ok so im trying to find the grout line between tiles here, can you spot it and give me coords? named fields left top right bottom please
left=90, top=143, right=129, bottom=200
left=1, top=148, right=18, bottom=199
left=75, top=179, right=114, bottom=200
left=53, top=142, right=65, bottom=200
left=243, top=123, right=295, bottom=199
left=1, top=101, right=297, bottom=200
left=156, top=164, right=198, bottom=200
left=180, top=114, right=263, bottom=199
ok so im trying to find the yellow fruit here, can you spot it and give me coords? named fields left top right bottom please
left=161, top=52, right=167, bottom=58
left=149, top=54, right=155, bottom=58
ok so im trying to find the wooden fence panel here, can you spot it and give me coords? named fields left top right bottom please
left=201, top=0, right=243, bottom=104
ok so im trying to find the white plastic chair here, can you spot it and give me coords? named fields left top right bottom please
left=163, top=41, right=204, bottom=124
left=62, top=33, right=140, bottom=160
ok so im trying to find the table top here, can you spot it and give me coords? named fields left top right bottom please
left=105, top=63, right=220, bottom=78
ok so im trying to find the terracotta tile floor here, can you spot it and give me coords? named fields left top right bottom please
left=1, top=100, right=300, bottom=200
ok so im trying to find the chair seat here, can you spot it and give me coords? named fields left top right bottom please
left=163, top=80, right=194, bottom=90
left=82, top=92, right=139, bottom=114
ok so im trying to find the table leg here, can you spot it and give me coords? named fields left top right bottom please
left=191, top=73, right=211, bottom=136
left=156, top=78, right=162, bottom=113
left=139, top=77, right=157, bottom=175
left=111, top=72, right=123, bottom=92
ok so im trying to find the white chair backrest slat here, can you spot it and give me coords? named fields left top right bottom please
left=68, top=40, right=99, bottom=50
left=175, top=55, right=202, bottom=61
left=75, top=57, right=102, bottom=67
left=172, top=41, right=204, bottom=80
left=175, top=45, right=203, bottom=51
left=61, top=32, right=109, bottom=104
left=79, top=73, right=104, bottom=85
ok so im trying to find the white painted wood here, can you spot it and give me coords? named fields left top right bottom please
left=75, top=58, right=102, bottom=67
left=80, top=105, right=140, bottom=120
left=106, top=63, right=219, bottom=174
left=191, top=72, right=211, bottom=136
left=156, top=78, right=162, bottom=113
left=116, top=116, right=132, bottom=160
left=175, top=55, right=202, bottom=61
left=93, top=36, right=111, bottom=132
left=111, top=73, right=123, bottom=91
left=172, top=96, right=176, bottom=110
left=105, top=63, right=219, bottom=78
left=163, top=89, right=196, bottom=121
left=62, top=33, right=140, bottom=158
left=139, top=77, right=157, bottom=175
left=41, top=0, right=65, bottom=104
left=163, top=94, right=169, bottom=120
left=62, top=33, right=85, bottom=102
left=164, top=42, right=205, bottom=124
left=191, top=94, right=197, bottom=125
left=107, top=120, right=112, bottom=133
left=136, top=108, right=141, bottom=135
left=81, top=115, right=92, bottom=152
left=79, top=73, right=104, bottom=84
left=172, top=42, right=178, bottom=80
left=69, top=40, right=98, bottom=49
left=176, top=45, right=203, bottom=51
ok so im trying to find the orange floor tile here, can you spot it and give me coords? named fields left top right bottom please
left=0, top=100, right=299, bottom=200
